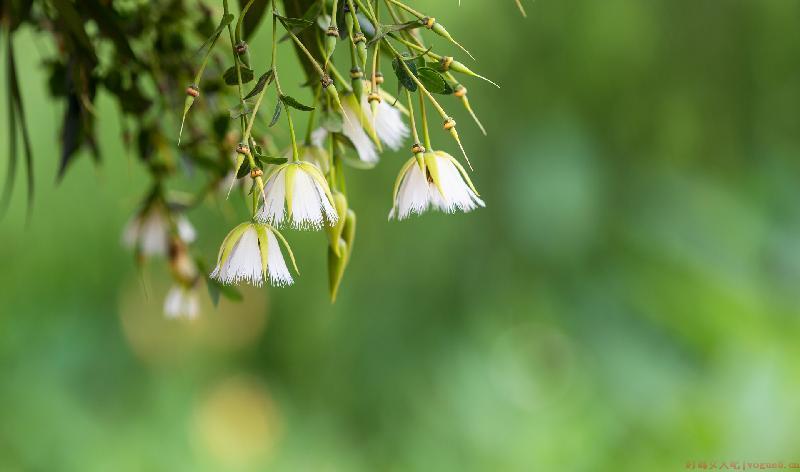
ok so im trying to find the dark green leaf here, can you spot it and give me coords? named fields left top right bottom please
left=268, top=102, right=282, bottom=127
left=236, top=159, right=253, bottom=179
left=223, top=65, right=254, bottom=85
left=392, top=57, right=418, bottom=92
left=275, top=14, right=315, bottom=32
left=81, top=0, right=138, bottom=63
left=243, top=69, right=274, bottom=99
left=238, top=0, right=269, bottom=40
left=50, top=0, right=98, bottom=63
left=280, top=94, right=315, bottom=111
left=416, top=67, right=447, bottom=94
left=259, top=156, right=288, bottom=165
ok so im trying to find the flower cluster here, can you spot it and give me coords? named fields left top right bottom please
left=112, top=0, right=514, bottom=318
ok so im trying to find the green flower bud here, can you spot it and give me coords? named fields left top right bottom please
left=325, top=26, right=339, bottom=61
left=342, top=209, right=356, bottom=264
left=350, top=67, right=364, bottom=98
left=324, top=82, right=345, bottom=116
left=328, top=239, right=348, bottom=302
left=326, top=191, right=348, bottom=256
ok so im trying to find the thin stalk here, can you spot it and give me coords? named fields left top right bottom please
left=418, top=91, right=431, bottom=150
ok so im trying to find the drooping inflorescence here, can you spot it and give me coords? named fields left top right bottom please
left=1, top=0, right=523, bottom=318
left=154, top=0, right=511, bottom=313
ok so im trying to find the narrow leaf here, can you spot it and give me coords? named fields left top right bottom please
left=243, top=69, right=274, bottom=99
left=268, top=102, right=282, bottom=127
left=280, top=94, right=315, bottom=111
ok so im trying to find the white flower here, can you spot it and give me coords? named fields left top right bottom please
left=312, top=95, right=380, bottom=164
left=123, top=205, right=196, bottom=256
left=342, top=96, right=379, bottom=163
left=163, top=285, right=200, bottom=320
left=210, top=223, right=297, bottom=287
left=389, top=151, right=485, bottom=220
left=256, top=162, right=338, bottom=230
left=361, top=93, right=409, bottom=151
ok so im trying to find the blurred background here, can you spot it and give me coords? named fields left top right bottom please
left=3, top=0, right=800, bottom=470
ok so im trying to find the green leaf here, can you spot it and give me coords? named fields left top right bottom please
left=223, top=65, right=254, bottom=85
left=280, top=94, right=315, bottom=111
left=238, top=0, right=269, bottom=40
left=260, top=156, right=288, bottom=165
left=369, top=20, right=421, bottom=45
left=268, top=102, right=282, bottom=127
left=416, top=67, right=448, bottom=94
left=50, top=0, right=97, bottom=62
left=392, top=57, right=418, bottom=92
left=275, top=14, right=315, bottom=31
left=243, top=69, right=274, bottom=99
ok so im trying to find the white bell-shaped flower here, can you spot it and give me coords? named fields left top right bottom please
left=256, top=162, right=338, bottom=230
left=312, top=95, right=381, bottom=164
left=389, top=151, right=485, bottom=220
left=123, top=204, right=196, bottom=256
left=210, top=223, right=297, bottom=287
left=163, top=285, right=200, bottom=320
left=361, top=92, right=409, bottom=151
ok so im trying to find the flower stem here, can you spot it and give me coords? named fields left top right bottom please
left=418, top=91, right=431, bottom=150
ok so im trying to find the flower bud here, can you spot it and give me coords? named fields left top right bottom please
left=326, top=191, right=348, bottom=256
left=236, top=143, right=250, bottom=155
left=325, top=26, right=339, bottom=61
left=350, top=67, right=364, bottom=98
left=373, top=72, right=384, bottom=85
left=186, top=85, right=199, bottom=98
left=324, top=82, right=344, bottom=116
left=353, top=33, right=368, bottom=70
left=342, top=209, right=356, bottom=262
left=234, top=41, right=248, bottom=55
left=328, top=239, right=349, bottom=302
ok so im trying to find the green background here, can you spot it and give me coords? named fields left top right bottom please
left=2, top=0, right=800, bottom=470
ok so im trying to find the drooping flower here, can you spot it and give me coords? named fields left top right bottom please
left=123, top=204, right=196, bottom=257
left=361, top=90, right=409, bottom=151
left=210, top=223, right=297, bottom=287
left=163, top=284, right=200, bottom=320
left=256, top=162, right=338, bottom=230
left=312, top=94, right=381, bottom=164
left=389, top=151, right=485, bottom=220
left=341, top=96, right=379, bottom=163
